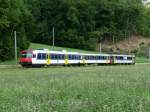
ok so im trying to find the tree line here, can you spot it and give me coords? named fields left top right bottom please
left=0, top=0, right=150, bottom=61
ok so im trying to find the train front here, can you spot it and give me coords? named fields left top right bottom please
left=19, top=50, right=33, bottom=67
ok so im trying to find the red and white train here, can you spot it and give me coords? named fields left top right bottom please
left=19, top=49, right=135, bottom=67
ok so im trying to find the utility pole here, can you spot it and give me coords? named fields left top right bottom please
left=52, top=27, right=55, bottom=46
left=99, top=36, right=102, bottom=53
left=113, top=35, right=115, bottom=53
left=149, top=48, right=150, bottom=63
left=14, top=31, right=17, bottom=64
left=99, top=42, right=102, bottom=53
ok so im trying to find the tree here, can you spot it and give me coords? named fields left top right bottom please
left=0, top=0, right=32, bottom=61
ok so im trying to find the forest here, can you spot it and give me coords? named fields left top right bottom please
left=0, top=0, right=150, bottom=61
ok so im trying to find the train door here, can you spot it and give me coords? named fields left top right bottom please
left=110, top=56, right=114, bottom=64
left=133, top=56, right=135, bottom=64
left=83, top=55, right=86, bottom=64
left=46, top=53, right=51, bottom=65
left=65, top=53, right=68, bottom=65
left=79, top=55, right=85, bottom=65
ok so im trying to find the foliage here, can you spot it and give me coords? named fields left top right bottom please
left=1, top=0, right=150, bottom=61
left=0, top=0, right=32, bottom=61
left=25, top=0, right=148, bottom=50
left=138, top=7, right=150, bottom=37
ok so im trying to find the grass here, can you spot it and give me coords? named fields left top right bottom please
left=29, top=43, right=97, bottom=53
left=136, top=57, right=150, bottom=63
left=0, top=64, right=150, bottom=111
left=0, top=60, right=17, bottom=65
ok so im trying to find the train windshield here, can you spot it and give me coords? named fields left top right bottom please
left=21, top=52, right=32, bottom=58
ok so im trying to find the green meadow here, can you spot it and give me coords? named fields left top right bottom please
left=0, top=64, right=150, bottom=112
left=29, top=43, right=97, bottom=53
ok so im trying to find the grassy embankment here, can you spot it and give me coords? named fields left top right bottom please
left=0, top=64, right=150, bottom=111
left=0, top=43, right=149, bottom=65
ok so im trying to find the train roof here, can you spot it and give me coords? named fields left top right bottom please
left=21, top=50, right=33, bottom=53
left=112, top=54, right=135, bottom=57
left=24, top=49, right=135, bottom=57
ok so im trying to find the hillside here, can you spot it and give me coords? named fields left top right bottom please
left=29, top=43, right=97, bottom=53
left=100, top=36, right=150, bottom=54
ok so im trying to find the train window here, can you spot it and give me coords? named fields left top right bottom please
left=37, top=53, right=42, bottom=59
left=74, top=55, right=76, bottom=60
left=86, top=56, right=89, bottom=60
left=75, top=55, right=78, bottom=60
left=76, top=55, right=81, bottom=60
left=121, top=57, right=123, bottom=60
left=127, top=57, right=132, bottom=60
left=72, top=55, right=75, bottom=60
left=56, top=54, right=60, bottom=59
left=79, top=56, right=81, bottom=60
left=116, top=56, right=123, bottom=60
left=74, top=55, right=77, bottom=60
left=57, top=55, right=59, bottom=59
left=103, top=56, right=105, bottom=60
left=33, top=54, right=36, bottom=58
left=50, top=54, right=65, bottom=60
left=90, top=56, right=93, bottom=60
left=70, top=55, right=75, bottom=60
left=95, top=56, right=98, bottom=60
left=68, top=55, right=72, bottom=60
left=123, top=56, right=127, bottom=60
left=116, top=56, right=119, bottom=60
left=92, top=56, right=94, bottom=60
left=42, top=54, right=46, bottom=59
left=75, top=55, right=77, bottom=60
left=73, top=55, right=78, bottom=60
left=21, top=53, right=32, bottom=58
left=58, top=54, right=61, bottom=59
left=59, top=54, right=65, bottom=60
left=89, top=56, right=91, bottom=60
left=85, top=56, right=87, bottom=59
left=51, top=54, right=55, bottom=59
left=55, top=54, right=57, bottom=59
left=37, top=53, right=46, bottom=60
left=98, top=56, right=102, bottom=60
left=61, top=54, right=64, bottom=59
left=110, top=56, right=114, bottom=60
left=85, top=56, right=88, bottom=60
left=98, top=56, right=106, bottom=60
left=62, top=55, right=65, bottom=60
left=116, top=56, right=118, bottom=60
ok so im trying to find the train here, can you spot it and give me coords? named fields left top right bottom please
left=19, top=49, right=135, bottom=67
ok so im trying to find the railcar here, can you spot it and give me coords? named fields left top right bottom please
left=19, top=49, right=135, bottom=67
